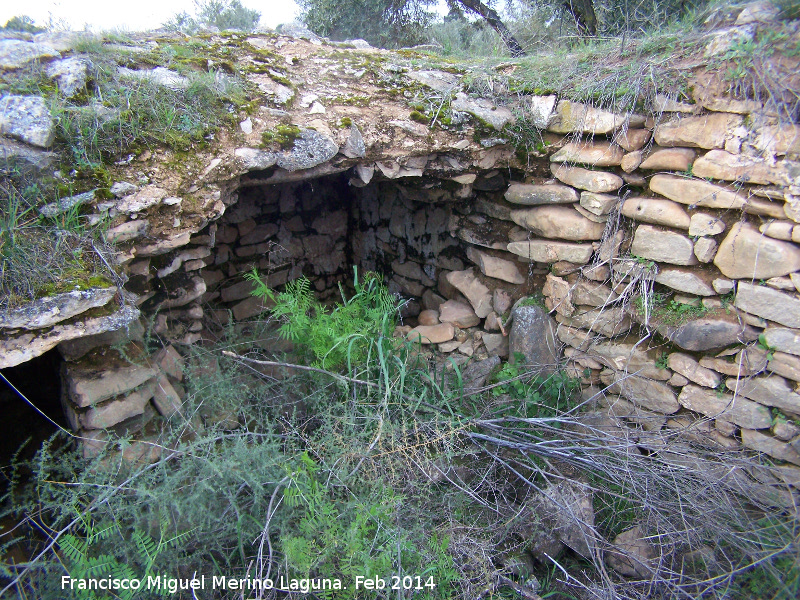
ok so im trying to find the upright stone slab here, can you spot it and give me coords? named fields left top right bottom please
left=509, top=305, right=559, bottom=373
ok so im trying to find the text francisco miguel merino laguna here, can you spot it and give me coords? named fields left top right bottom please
left=62, top=575, right=346, bottom=594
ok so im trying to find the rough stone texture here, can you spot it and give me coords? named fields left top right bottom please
left=653, top=113, right=742, bottom=149
left=504, top=183, right=578, bottom=205
left=621, top=197, right=691, bottom=229
left=276, top=129, right=339, bottom=171
left=655, top=268, right=715, bottom=296
left=153, top=345, right=184, bottom=381
left=558, top=306, right=631, bottom=338
left=735, top=282, right=800, bottom=328
left=46, top=56, right=88, bottom=97
left=80, top=379, right=156, bottom=430
left=0, top=39, right=59, bottom=69
left=536, top=480, right=596, bottom=558
left=693, top=149, right=786, bottom=185
left=58, top=319, right=145, bottom=362
left=610, top=373, right=680, bottom=414
left=573, top=280, right=618, bottom=306
left=666, top=315, right=755, bottom=352
left=0, top=287, right=117, bottom=330
left=767, top=351, right=800, bottom=383
left=760, top=221, right=795, bottom=241
left=620, top=151, right=643, bottom=172
left=511, top=205, right=606, bottom=241
left=438, top=300, right=480, bottom=328
left=65, top=363, right=158, bottom=408
left=639, top=148, right=696, bottom=171
left=550, top=141, right=624, bottom=166
left=0, top=137, right=57, bottom=175
left=678, top=384, right=772, bottom=429
left=466, top=247, right=524, bottom=284
left=551, top=163, right=623, bottom=193
left=726, top=375, right=800, bottom=414
left=152, top=373, right=183, bottom=417
left=580, top=192, right=617, bottom=215
left=606, top=526, right=656, bottom=579
left=689, top=213, right=726, bottom=237
left=714, top=222, right=800, bottom=279
left=106, top=220, right=149, bottom=243
left=741, top=429, right=800, bottom=466
left=649, top=174, right=746, bottom=209
left=543, top=273, right=574, bottom=316
left=694, top=237, right=718, bottom=263
left=631, top=224, right=698, bottom=265
left=234, top=147, right=279, bottom=170
left=417, top=309, right=440, bottom=326
left=0, top=95, right=56, bottom=147
left=667, top=353, right=721, bottom=388
left=451, top=93, right=514, bottom=130
left=588, top=340, right=670, bottom=380
left=407, top=322, right=455, bottom=344
left=528, top=94, right=558, bottom=128
left=547, top=100, right=626, bottom=135
left=615, top=128, right=651, bottom=152
left=342, top=124, right=366, bottom=158
left=117, top=66, right=187, bottom=88
left=445, top=269, right=493, bottom=318
left=763, top=328, right=800, bottom=356
left=507, top=240, right=594, bottom=264
left=509, top=305, right=559, bottom=372
left=231, top=296, right=272, bottom=321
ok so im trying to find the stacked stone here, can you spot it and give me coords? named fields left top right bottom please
left=520, top=96, right=800, bottom=487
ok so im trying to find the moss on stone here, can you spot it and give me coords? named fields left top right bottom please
left=261, top=124, right=301, bottom=149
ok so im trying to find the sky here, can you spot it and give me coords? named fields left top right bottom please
left=0, top=1, right=301, bottom=32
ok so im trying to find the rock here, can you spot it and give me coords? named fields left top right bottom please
left=726, top=375, right=800, bottom=414
left=0, top=39, right=59, bottom=69
left=741, top=429, right=800, bottom=466
left=579, top=192, right=618, bottom=216
left=466, top=247, right=524, bottom=284
left=714, top=223, right=800, bottom=279
left=39, top=190, right=96, bottom=218
left=610, top=373, right=680, bottom=414
left=482, top=333, right=509, bottom=357
left=573, top=280, right=618, bottom=306
left=509, top=305, right=559, bottom=371
left=689, top=213, right=726, bottom=237
left=667, top=353, right=721, bottom=388
left=450, top=92, right=514, bottom=130
left=58, top=319, right=145, bottom=362
left=493, top=289, right=512, bottom=315
left=504, top=183, right=578, bottom=205
left=655, top=268, right=715, bottom=296
left=106, top=220, right=149, bottom=243
left=65, top=362, right=158, bottom=408
left=547, top=100, right=625, bottom=135
left=693, top=149, right=787, bottom=185
left=152, top=373, right=183, bottom=417
left=550, top=141, right=624, bottom=166
left=417, top=309, right=440, bottom=326
left=0, top=305, right=140, bottom=369
left=653, top=113, right=742, bottom=149
left=276, top=129, right=338, bottom=171
left=551, top=163, right=623, bottom=193
left=736, top=2, right=780, bottom=25
left=620, top=151, right=642, bottom=172
left=652, top=94, right=695, bottom=113
left=557, top=306, right=631, bottom=338
left=763, top=328, right=800, bottom=356
left=678, top=384, right=772, bottom=429
left=46, top=56, right=88, bottom=97
left=0, top=287, right=117, bottom=330
left=649, top=174, right=746, bottom=210
left=606, top=526, right=656, bottom=578
left=536, top=480, right=596, bottom=558
left=438, top=300, right=480, bottom=328
left=639, top=148, right=696, bottom=171
left=341, top=124, right=366, bottom=158
left=761, top=221, right=795, bottom=241
left=735, top=282, right=800, bottom=328
left=615, top=129, right=651, bottom=151
left=631, top=224, right=697, bottom=265
left=0, top=137, right=56, bottom=175
left=511, top=205, right=605, bottom=241
left=231, top=296, right=271, bottom=320
left=79, top=379, right=156, bottom=430
left=422, top=289, right=446, bottom=312
left=117, top=66, right=188, bottom=89
left=621, top=197, right=691, bottom=229
left=588, top=340, right=670, bottom=380
left=405, top=70, right=460, bottom=93
left=153, top=345, right=184, bottom=381
left=753, top=124, right=800, bottom=156
left=135, top=232, right=192, bottom=257
left=407, top=323, right=455, bottom=344
left=234, top=147, right=278, bottom=170
left=694, top=237, right=718, bottom=263
left=767, top=351, right=800, bottom=382
left=528, top=94, right=558, bottom=128
left=667, top=315, right=755, bottom=351
left=445, top=269, right=493, bottom=318
left=507, top=240, right=593, bottom=264
left=461, top=355, right=501, bottom=393
left=0, top=95, right=55, bottom=147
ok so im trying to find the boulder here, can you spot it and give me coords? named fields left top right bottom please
left=550, top=141, right=624, bottom=166
left=0, top=39, right=59, bottom=69
left=504, top=183, right=578, bottom=205
left=767, top=351, right=800, bottom=383
left=417, top=309, right=440, bottom=326
left=678, top=384, right=772, bottom=429
left=511, top=205, right=606, bottom=241
left=692, top=149, right=787, bottom=185
left=507, top=240, right=593, bottom=264
left=620, top=151, right=643, bottom=172
left=666, top=315, right=755, bottom=351
left=557, top=306, right=631, bottom=337
left=0, top=95, right=55, bottom=147
left=407, top=323, right=455, bottom=344
left=152, top=373, right=183, bottom=417
left=450, top=92, right=514, bottom=130
left=482, top=333, right=509, bottom=357
left=276, top=129, right=339, bottom=171
left=509, top=305, right=559, bottom=371
left=45, top=56, right=88, bottom=97
left=551, top=163, right=623, bottom=193
left=760, top=221, right=795, bottom=241
left=654, top=268, right=715, bottom=296
left=438, top=300, right=480, bottom=328
left=445, top=269, right=493, bottom=318
left=117, top=66, right=188, bottom=89
left=606, top=526, right=656, bottom=578
left=466, top=247, right=524, bottom=284
left=667, top=353, right=721, bottom=388
left=639, top=148, right=696, bottom=171
left=630, top=224, right=697, bottom=265
left=535, top=480, right=596, bottom=558
left=726, top=375, right=800, bottom=414
left=572, top=280, right=618, bottom=306
left=649, top=174, right=746, bottom=210
left=79, top=379, right=156, bottom=430
left=529, top=94, right=558, bottom=128
left=588, top=340, right=670, bottom=380
left=653, top=113, right=743, bottom=149
left=621, top=197, right=691, bottom=229
left=714, top=222, right=800, bottom=279
left=543, top=273, right=574, bottom=316
left=735, top=282, right=800, bottom=328
left=547, top=100, right=626, bottom=135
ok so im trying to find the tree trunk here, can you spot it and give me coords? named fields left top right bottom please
left=563, top=0, right=598, bottom=37
left=456, top=0, right=526, bottom=57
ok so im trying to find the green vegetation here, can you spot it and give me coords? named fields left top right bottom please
left=260, top=124, right=302, bottom=149
left=635, top=292, right=708, bottom=327
left=164, top=0, right=261, bottom=33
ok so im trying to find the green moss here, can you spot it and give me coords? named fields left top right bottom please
left=339, top=117, right=352, bottom=127
left=409, top=110, right=429, bottom=124
left=261, top=124, right=301, bottom=149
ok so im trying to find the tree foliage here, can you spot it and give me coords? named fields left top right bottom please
left=164, top=0, right=261, bottom=33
